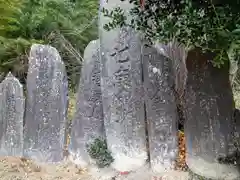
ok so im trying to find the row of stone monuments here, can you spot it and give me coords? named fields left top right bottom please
left=71, top=0, right=239, bottom=179
left=0, top=44, right=68, bottom=163
left=69, top=0, right=239, bottom=179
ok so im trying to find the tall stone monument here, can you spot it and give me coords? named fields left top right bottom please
left=142, top=44, right=179, bottom=173
left=99, top=0, right=147, bottom=172
left=68, top=39, right=105, bottom=167
left=24, top=44, right=68, bottom=163
left=184, top=49, right=239, bottom=179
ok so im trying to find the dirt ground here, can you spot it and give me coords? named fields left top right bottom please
left=0, top=156, right=92, bottom=180
left=0, top=156, right=189, bottom=180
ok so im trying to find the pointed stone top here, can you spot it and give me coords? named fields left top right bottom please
left=0, top=72, right=22, bottom=87
left=6, top=72, right=14, bottom=78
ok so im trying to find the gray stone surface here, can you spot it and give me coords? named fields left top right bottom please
left=142, top=44, right=179, bottom=173
left=99, top=0, right=147, bottom=172
left=24, top=44, right=68, bottom=163
left=68, top=39, right=104, bottom=167
left=0, top=72, right=25, bottom=157
left=154, top=41, right=188, bottom=97
left=184, top=49, right=239, bottom=179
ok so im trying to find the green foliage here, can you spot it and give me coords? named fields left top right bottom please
left=0, top=36, right=43, bottom=83
left=87, top=138, right=114, bottom=168
left=0, top=0, right=98, bottom=89
left=0, top=0, right=23, bottom=36
left=19, top=0, right=98, bottom=89
left=103, top=0, right=240, bottom=68
left=15, top=0, right=98, bottom=49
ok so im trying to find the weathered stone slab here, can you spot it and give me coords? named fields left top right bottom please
left=24, top=44, right=68, bottom=163
left=184, top=48, right=239, bottom=179
left=142, top=44, right=179, bottom=173
left=99, top=0, right=147, bottom=172
left=68, top=39, right=105, bottom=167
left=0, top=72, right=25, bottom=157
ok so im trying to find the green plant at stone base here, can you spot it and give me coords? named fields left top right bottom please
left=102, top=0, right=240, bottom=68
left=87, top=138, right=114, bottom=168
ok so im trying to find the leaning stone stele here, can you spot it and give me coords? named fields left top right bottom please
left=68, top=39, right=105, bottom=167
left=142, top=44, right=179, bottom=173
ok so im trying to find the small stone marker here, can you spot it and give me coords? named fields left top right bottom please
left=100, top=0, right=147, bottom=171
left=0, top=72, right=25, bottom=157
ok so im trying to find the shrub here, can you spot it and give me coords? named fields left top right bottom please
left=87, top=137, right=114, bottom=168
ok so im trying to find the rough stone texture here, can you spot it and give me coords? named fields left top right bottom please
left=154, top=41, right=188, bottom=131
left=68, top=39, right=104, bottom=167
left=154, top=41, right=188, bottom=98
left=0, top=73, right=25, bottom=157
left=24, top=44, right=68, bottom=163
left=63, top=70, right=69, bottom=147
left=234, top=109, right=240, bottom=135
left=184, top=48, right=239, bottom=179
left=99, top=0, right=147, bottom=172
left=142, top=44, right=179, bottom=173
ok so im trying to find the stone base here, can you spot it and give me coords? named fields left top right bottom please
left=88, top=164, right=189, bottom=180
left=151, top=170, right=189, bottom=180
left=111, top=151, right=147, bottom=172
left=23, top=149, right=64, bottom=163
left=68, top=151, right=90, bottom=168
left=186, top=155, right=240, bottom=180
left=151, top=160, right=176, bottom=174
